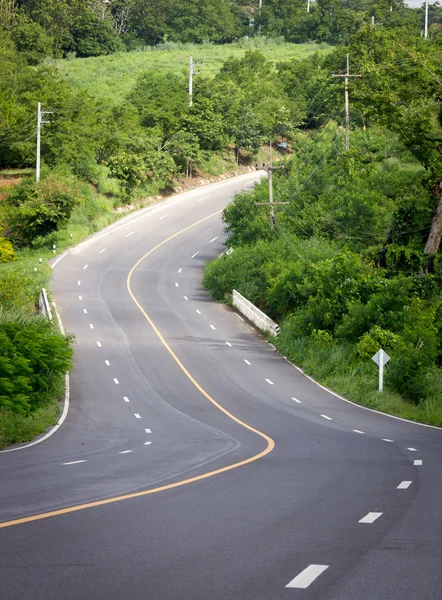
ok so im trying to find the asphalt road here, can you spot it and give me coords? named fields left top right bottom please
left=1, top=172, right=442, bottom=600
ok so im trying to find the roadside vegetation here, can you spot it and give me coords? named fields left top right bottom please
left=203, top=26, right=442, bottom=426
left=1, top=1, right=442, bottom=447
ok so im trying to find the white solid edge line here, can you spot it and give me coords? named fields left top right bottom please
left=292, top=397, right=302, bottom=403
left=62, top=460, right=87, bottom=465
left=414, top=459, right=423, bottom=465
left=0, top=301, right=70, bottom=454
left=235, top=314, right=244, bottom=321
left=286, top=565, right=329, bottom=589
left=286, top=359, right=442, bottom=432
left=397, top=481, right=413, bottom=489
left=359, top=512, right=383, bottom=523
left=321, top=414, right=333, bottom=421
left=51, top=252, right=67, bottom=269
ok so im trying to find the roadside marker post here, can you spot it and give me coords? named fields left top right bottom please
left=372, top=349, right=390, bottom=393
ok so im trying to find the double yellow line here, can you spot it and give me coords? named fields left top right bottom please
left=0, top=211, right=274, bottom=530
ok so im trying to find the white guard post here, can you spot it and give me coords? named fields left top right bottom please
left=372, top=349, right=391, bottom=393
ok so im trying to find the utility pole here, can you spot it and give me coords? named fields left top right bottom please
left=269, top=141, right=274, bottom=224
left=189, top=56, right=202, bottom=108
left=258, top=0, right=262, bottom=36
left=307, top=0, right=310, bottom=13
left=254, top=142, right=288, bottom=224
left=36, top=102, right=53, bottom=183
left=331, top=54, right=361, bottom=152
left=424, top=0, right=428, bottom=39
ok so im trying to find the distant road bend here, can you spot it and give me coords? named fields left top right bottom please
left=1, top=172, right=442, bottom=600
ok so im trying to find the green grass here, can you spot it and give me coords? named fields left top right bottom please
left=274, top=330, right=442, bottom=427
left=0, top=168, right=34, bottom=177
left=0, top=377, right=63, bottom=449
left=59, top=40, right=331, bottom=104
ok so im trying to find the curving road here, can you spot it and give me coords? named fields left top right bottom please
left=1, top=172, right=442, bottom=600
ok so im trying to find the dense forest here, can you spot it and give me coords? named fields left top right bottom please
left=1, top=0, right=441, bottom=58
left=1, top=0, right=442, bottom=446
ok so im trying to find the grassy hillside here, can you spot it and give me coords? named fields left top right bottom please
left=59, top=40, right=331, bottom=104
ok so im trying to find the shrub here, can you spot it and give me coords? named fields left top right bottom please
left=0, top=237, right=16, bottom=263
left=3, top=175, right=78, bottom=246
left=0, top=309, right=73, bottom=414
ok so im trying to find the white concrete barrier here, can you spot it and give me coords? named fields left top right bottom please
left=38, top=288, right=53, bottom=321
left=232, top=290, right=280, bottom=337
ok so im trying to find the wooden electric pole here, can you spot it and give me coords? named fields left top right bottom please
left=331, top=54, right=361, bottom=151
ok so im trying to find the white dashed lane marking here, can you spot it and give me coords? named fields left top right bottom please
left=125, top=231, right=135, bottom=238
left=77, top=281, right=81, bottom=286
left=226, top=342, right=232, bottom=347
left=191, top=251, right=199, bottom=258
left=353, top=430, right=365, bottom=434
left=244, top=359, right=252, bottom=365
left=105, top=360, right=110, bottom=366
left=134, top=413, right=141, bottom=419
left=397, top=481, right=413, bottom=489
left=383, top=439, right=394, bottom=443
left=113, top=378, right=119, bottom=385
left=144, top=441, right=152, bottom=445
left=158, top=214, right=169, bottom=220
left=145, top=429, right=151, bottom=434
left=286, top=565, right=329, bottom=589
left=183, top=296, right=189, bottom=301
left=210, top=324, right=216, bottom=330
left=209, top=237, right=218, bottom=243
left=321, top=415, right=333, bottom=421
left=89, top=324, right=94, bottom=329
left=83, top=309, right=87, bottom=314
left=359, top=512, right=383, bottom=524
left=78, top=295, right=82, bottom=300
left=414, top=460, right=423, bottom=466
left=123, top=397, right=130, bottom=403
left=198, top=195, right=210, bottom=202
left=407, top=447, right=417, bottom=452
left=119, top=450, right=133, bottom=454
left=178, top=268, right=182, bottom=273
left=175, top=282, right=179, bottom=287
left=196, top=310, right=202, bottom=314
left=292, top=397, right=302, bottom=403
left=96, top=341, right=102, bottom=347
left=265, top=379, right=274, bottom=385
left=62, top=460, right=87, bottom=465
left=83, top=264, right=88, bottom=270
left=99, top=248, right=107, bottom=254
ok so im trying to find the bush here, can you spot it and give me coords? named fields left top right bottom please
left=0, top=309, right=73, bottom=414
left=0, top=237, right=16, bottom=263
left=3, top=175, right=78, bottom=246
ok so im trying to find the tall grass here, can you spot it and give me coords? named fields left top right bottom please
left=59, top=41, right=331, bottom=104
left=275, top=327, right=442, bottom=427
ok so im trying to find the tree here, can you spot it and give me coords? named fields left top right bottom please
left=107, top=151, right=147, bottom=195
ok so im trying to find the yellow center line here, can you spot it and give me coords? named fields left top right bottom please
left=0, top=210, right=275, bottom=530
